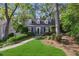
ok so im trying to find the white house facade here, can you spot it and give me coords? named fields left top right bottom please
left=25, top=18, right=54, bottom=35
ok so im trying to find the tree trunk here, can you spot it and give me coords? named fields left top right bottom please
left=3, top=18, right=10, bottom=40
left=54, top=3, right=60, bottom=36
left=3, top=3, right=18, bottom=40
left=3, top=3, right=10, bottom=40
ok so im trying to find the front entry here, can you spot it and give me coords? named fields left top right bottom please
left=36, top=27, right=41, bottom=35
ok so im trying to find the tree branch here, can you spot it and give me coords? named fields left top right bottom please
left=5, top=3, right=9, bottom=20
left=9, top=5, right=18, bottom=19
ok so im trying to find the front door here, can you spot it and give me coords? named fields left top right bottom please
left=36, top=27, right=40, bottom=35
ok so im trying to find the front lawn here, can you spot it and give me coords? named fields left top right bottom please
left=0, top=40, right=66, bottom=56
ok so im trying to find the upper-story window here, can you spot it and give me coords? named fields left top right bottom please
left=36, top=20, right=40, bottom=24
left=45, top=20, right=48, bottom=24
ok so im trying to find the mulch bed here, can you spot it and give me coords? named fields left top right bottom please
left=41, top=39, right=79, bottom=56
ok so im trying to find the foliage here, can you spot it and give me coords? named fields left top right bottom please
left=75, top=34, right=79, bottom=44
left=76, top=52, right=79, bottom=56
left=21, top=27, right=28, bottom=34
left=0, top=42, right=4, bottom=48
left=55, top=35, right=62, bottom=42
left=0, top=40, right=6, bottom=48
left=7, top=33, right=15, bottom=39
left=51, top=34, right=56, bottom=40
left=48, top=36, right=52, bottom=40
left=40, top=4, right=54, bottom=20
left=0, top=3, right=19, bottom=40
left=27, top=32, right=35, bottom=36
left=61, top=39, right=69, bottom=45
left=60, top=4, right=79, bottom=36
left=12, top=4, right=34, bottom=32
left=15, top=23, right=32, bottom=36
left=7, top=34, right=27, bottom=43
left=43, top=32, right=53, bottom=36
left=36, top=36, right=45, bottom=40
left=0, top=3, right=18, bottom=20
left=1, top=40, right=66, bottom=56
left=16, top=24, right=28, bottom=34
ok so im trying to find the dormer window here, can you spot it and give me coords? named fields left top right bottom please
left=37, top=20, right=40, bottom=24
left=45, top=20, right=48, bottom=24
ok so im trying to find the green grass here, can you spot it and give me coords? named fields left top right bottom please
left=0, top=40, right=66, bottom=56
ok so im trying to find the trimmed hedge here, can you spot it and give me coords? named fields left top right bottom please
left=7, top=34, right=27, bottom=43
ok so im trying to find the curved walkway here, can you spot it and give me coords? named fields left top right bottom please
left=0, top=38, right=35, bottom=51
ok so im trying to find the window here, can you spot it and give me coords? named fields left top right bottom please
left=37, top=20, right=40, bottom=24
left=45, top=20, right=48, bottom=24
left=28, top=27, right=31, bottom=32
left=45, top=27, right=49, bottom=32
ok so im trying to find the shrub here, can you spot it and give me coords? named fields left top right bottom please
left=0, top=40, right=3, bottom=42
left=61, top=39, right=69, bottom=45
left=0, top=41, right=6, bottom=48
left=55, top=35, right=62, bottom=42
left=0, top=39, right=7, bottom=48
left=43, top=32, right=52, bottom=36
left=75, top=34, right=79, bottom=44
left=76, top=52, right=79, bottom=56
left=41, top=36, right=46, bottom=39
left=16, top=24, right=28, bottom=34
left=7, top=33, right=15, bottom=39
left=36, top=36, right=46, bottom=40
left=47, top=36, right=51, bottom=40
left=7, top=34, right=27, bottom=43
left=51, top=34, right=56, bottom=40
left=36, top=36, right=41, bottom=40
left=0, top=42, right=4, bottom=48
left=21, top=27, right=28, bottom=34
left=16, top=24, right=23, bottom=33
left=27, top=32, right=34, bottom=36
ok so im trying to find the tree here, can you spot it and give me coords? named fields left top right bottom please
left=3, top=3, right=18, bottom=40
left=40, top=4, right=54, bottom=20
left=60, top=4, right=79, bottom=36
left=54, top=3, right=60, bottom=36
left=12, top=4, right=34, bottom=33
